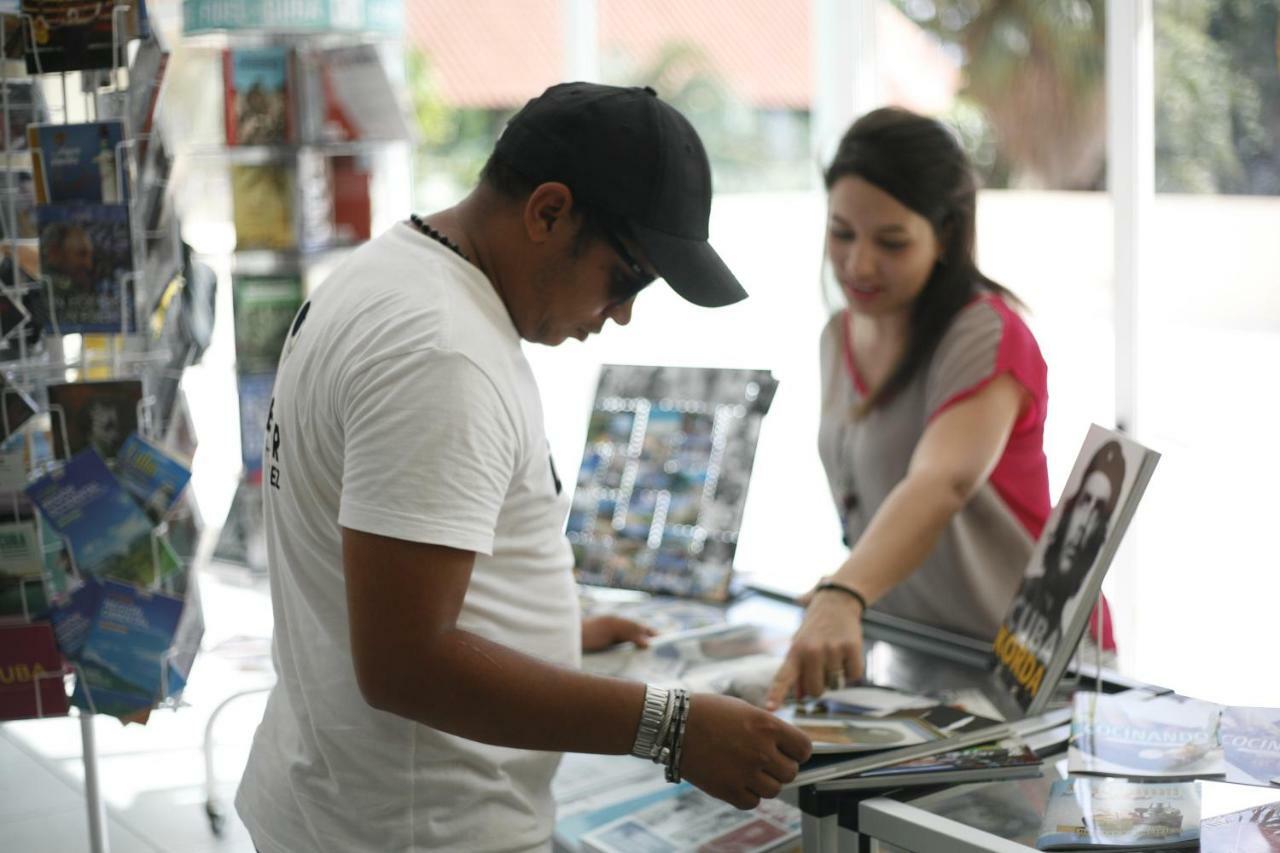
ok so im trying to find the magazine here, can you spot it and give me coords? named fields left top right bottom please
left=70, top=578, right=185, bottom=719
left=21, top=0, right=145, bottom=72
left=995, top=425, right=1161, bottom=716
left=1036, top=778, right=1200, bottom=850
left=24, top=449, right=165, bottom=586
left=46, top=380, right=143, bottom=461
left=223, top=46, right=294, bottom=145
left=27, top=121, right=128, bottom=204
left=296, top=43, right=412, bottom=143
left=36, top=202, right=136, bottom=334
left=777, top=706, right=944, bottom=754
left=581, top=784, right=800, bottom=853
left=1222, top=706, right=1280, bottom=787
left=232, top=274, right=304, bottom=374
left=231, top=164, right=296, bottom=250
left=568, top=365, right=778, bottom=602
left=0, top=622, right=68, bottom=721
left=115, top=433, right=191, bottom=523
left=815, top=736, right=1042, bottom=792
left=1068, top=691, right=1225, bottom=780
left=1200, top=801, right=1280, bottom=852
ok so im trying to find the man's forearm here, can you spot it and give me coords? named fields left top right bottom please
left=364, top=627, right=646, bottom=755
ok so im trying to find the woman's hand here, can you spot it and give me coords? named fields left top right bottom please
left=580, top=615, right=657, bottom=653
left=764, top=590, right=865, bottom=710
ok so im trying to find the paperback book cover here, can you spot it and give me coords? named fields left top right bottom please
left=36, top=202, right=136, bottom=333
left=0, top=169, right=38, bottom=240
left=232, top=274, right=303, bottom=374
left=1222, top=706, right=1280, bottom=787
left=0, top=79, right=45, bottom=151
left=1036, top=778, right=1200, bottom=850
left=27, top=120, right=127, bottom=204
left=1200, top=802, right=1280, bottom=852
left=995, top=425, right=1161, bottom=716
left=817, top=736, right=1042, bottom=792
left=71, top=578, right=184, bottom=719
left=21, top=0, right=145, bottom=72
left=581, top=783, right=800, bottom=853
left=24, top=449, right=164, bottom=586
left=115, top=433, right=191, bottom=523
left=47, top=380, right=143, bottom=461
left=231, top=164, right=295, bottom=250
left=0, top=621, right=68, bottom=721
left=568, top=365, right=778, bottom=602
left=223, top=46, right=293, bottom=145
left=296, top=43, right=412, bottom=142
left=1068, top=691, right=1225, bottom=780
left=237, top=372, right=275, bottom=474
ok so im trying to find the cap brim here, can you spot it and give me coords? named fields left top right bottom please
left=631, top=223, right=748, bottom=308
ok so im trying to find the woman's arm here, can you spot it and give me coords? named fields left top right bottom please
left=766, top=373, right=1027, bottom=708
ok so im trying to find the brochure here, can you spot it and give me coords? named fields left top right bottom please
left=1036, top=778, right=1200, bottom=850
left=115, top=432, right=191, bottom=522
left=1222, top=706, right=1280, bottom=787
left=28, top=121, right=128, bottom=204
left=1068, top=691, right=1225, bottom=780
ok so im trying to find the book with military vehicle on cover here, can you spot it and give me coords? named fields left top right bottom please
left=995, top=424, right=1160, bottom=717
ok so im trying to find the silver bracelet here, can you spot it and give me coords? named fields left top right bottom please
left=630, top=684, right=672, bottom=760
left=664, top=690, right=691, bottom=783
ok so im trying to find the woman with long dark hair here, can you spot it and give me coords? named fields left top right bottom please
left=765, top=107, right=1114, bottom=709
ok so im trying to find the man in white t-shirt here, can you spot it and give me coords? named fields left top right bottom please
left=235, top=83, right=811, bottom=853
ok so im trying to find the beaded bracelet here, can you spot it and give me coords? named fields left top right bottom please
left=813, top=581, right=868, bottom=614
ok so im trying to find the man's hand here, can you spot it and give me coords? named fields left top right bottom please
left=764, top=592, right=865, bottom=710
left=679, top=693, right=812, bottom=810
left=581, top=615, right=657, bottom=652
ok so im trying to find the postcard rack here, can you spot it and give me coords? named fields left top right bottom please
left=0, top=7, right=205, bottom=853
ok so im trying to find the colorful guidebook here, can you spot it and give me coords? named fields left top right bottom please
left=27, top=121, right=128, bottom=204
left=232, top=274, right=303, bottom=374
left=223, top=46, right=293, bottom=145
left=1068, top=691, right=1225, bottom=780
left=0, top=622, right=68, bottom=721
left=46, top=380, right=143, bottom=461
left=1222, top=706, right=1280, bottom=787
left=1036, top=778, right=1200, bottom=850
left=996, top=425, right=1161, bottom=716
left=24, top=449, right=165, bottom=586
left=1200, top=801, right=1280, bottom=852
left=115, top=433, right=191, bottom=523
left=71, top=578, right=184, bottom=719
left=36, top=203, right=136, bottom=334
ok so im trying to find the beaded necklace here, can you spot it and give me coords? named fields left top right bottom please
left=408, top=213, right=468, bottom=262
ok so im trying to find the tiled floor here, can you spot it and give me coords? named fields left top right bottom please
left=1, top=564, right=274, bottom=853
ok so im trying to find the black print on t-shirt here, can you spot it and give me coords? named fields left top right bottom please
left=290, top=301, right=311, bottom=337
left=548, top=454, right=562, bottom=495
left=266, top=397, right=282, bottom=490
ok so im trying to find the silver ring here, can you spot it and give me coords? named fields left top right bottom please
left=826, top=670, right=846, bottom=691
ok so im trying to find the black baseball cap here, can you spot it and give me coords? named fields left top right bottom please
left=491, top=82, right=747, bottom=308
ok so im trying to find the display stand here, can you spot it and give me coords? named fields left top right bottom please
left=0, top=7, right=206, bottom=853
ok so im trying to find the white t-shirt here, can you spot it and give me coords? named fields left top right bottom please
left=235, top=224, right=581, bottom=853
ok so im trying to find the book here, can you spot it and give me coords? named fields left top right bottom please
left=568, top=365, right=778, bottom=602
left=1200, top=801, right=1280, bottom=852
left=995, top=425, right=1161, bottom=716
left=1068, top=691, right=1225, bottom=780
left=580, top=783, right=801, bottom=853
left=36, top=202, right=136, bottom=334
left=231, top=164, right=295, bottom=250
left=0, top=169, right=38, bottom=240
left=223, top=46, right=293, bottom=146
left=232, top=274, right=303, bottom=374
left=115, top=433, right=191, bottom=523
left=0, top=79, right=46, bottom=151
left=46, top=379, right=143, bottom=461
left=295, top=43, right=412, bottom=143
left=24, top=449, right=166, bottom=586
left=0, top=622, right=68, bottom=721
left=1036, top=778, right=1200, bottom=850
left=815, top=735, right=1042, bottom=792
left=1222, top=706, right=1280, bottom=787
left=70, top=578, right=185, bottom=719
left=27, top=120, right=128, bottom=204
left=330, top=154, right=371, bottom=242
left=237, top=372, right=275, bottom=474
left=21, top=0, right=145, bottom=73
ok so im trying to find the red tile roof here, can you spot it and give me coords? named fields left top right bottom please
left=405, top=0, right=958, bottom=112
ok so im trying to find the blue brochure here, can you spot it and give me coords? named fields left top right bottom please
left=115, top=433, right=191, bottom=522
left=29, top=121, right=128, bottom=204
